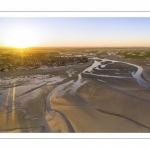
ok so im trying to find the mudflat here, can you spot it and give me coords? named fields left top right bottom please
left=0, top=54, right=150, bottom=132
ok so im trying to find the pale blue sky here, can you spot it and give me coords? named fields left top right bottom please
left=0, top=18, right=150, bottom=47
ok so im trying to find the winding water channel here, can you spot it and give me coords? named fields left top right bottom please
left=46, top=57, right=150, bottom=112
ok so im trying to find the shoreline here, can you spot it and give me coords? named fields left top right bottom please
left=0, top=60, right=94, bottom=78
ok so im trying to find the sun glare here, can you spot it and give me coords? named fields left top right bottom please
left=3, top=27, right=39, bottom=48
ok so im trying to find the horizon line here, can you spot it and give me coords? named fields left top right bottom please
left=1, top=46, right=150, bottom=49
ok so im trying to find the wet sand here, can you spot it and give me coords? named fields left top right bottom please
left=0, top=57, right=150, bottom=132
left=50, top=58, right=150, bottom=132
left=0, top=60, right=93, bottom=132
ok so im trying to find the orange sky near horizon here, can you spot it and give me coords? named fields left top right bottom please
left=0, top=18, right=150, bottom=48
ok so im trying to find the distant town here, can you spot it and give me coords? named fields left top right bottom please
left=0, top=50, right=88, bottom=72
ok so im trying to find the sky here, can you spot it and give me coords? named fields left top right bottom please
left=0, top=17, right=150, bottom=48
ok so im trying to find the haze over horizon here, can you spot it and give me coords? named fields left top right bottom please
left=0, top=17, right=150, bottom=48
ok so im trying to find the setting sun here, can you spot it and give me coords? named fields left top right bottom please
left=3, top=27, right=39, bottom=48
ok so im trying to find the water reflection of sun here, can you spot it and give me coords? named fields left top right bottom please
left=3, top=27, right=39, bottom=48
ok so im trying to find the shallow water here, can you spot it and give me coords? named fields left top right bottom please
left=85, top=58, right=150, bottom=88
left=46, top=57, right=150, bottom=112
left=83, top=60, right=132, bottom=79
